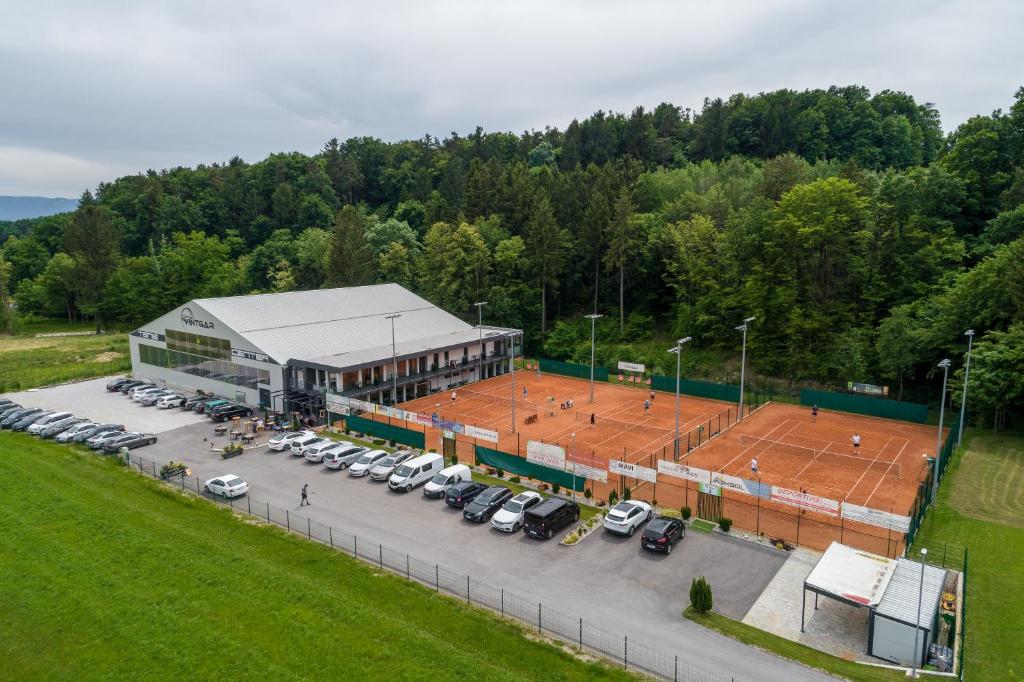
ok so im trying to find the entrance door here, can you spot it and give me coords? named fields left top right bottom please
left=443, top=436, right=456, bottom=459
left=259, top=388, right=270, bottom=409
left=697, top=491, right=723, bottom=521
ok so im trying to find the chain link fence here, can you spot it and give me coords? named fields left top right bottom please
left=125, top=450, right=740, bottom=682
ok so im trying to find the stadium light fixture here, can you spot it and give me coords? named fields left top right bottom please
left=957, top=330, right=974, bottom=448
left=584, top=314, right=603, bottom=403
left=668, top=337, right=693, bottom=460
left=736, top=317, right=756, bottom=420
left=931, top=359, right=951, bottom=503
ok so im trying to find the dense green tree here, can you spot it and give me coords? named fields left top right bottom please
left=604, top=188, right=638, bottom=335
left=63, top=196, right=123, bottom=331
left=327, top=205, right=374, bottom=287
left=953, top=323, right=1024, bottom=430
left=523, top=195, right=568, bottom=332
left=293, top=228, right=333, bottom=289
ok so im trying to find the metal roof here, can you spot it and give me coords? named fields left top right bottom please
left=804, top=542, right=897, bottom=607
left=874, top=558, right=946, bottom=627
left=192, top=284, right=480, bottom=366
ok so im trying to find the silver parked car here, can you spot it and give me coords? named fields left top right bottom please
left=369, top=451, right=414, bottom=481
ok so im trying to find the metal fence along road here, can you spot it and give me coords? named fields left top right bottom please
left=125, top=451, right=740, bottom=682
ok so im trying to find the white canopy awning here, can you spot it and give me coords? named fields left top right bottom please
left=804, top=542, right=897, bottom=607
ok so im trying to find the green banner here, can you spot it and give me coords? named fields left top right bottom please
left=474, top=445, right=586, bottom=492
left=345, top=414, right=425, bottom=449
left=538, top=358, right=609, bottom=382
left=799, top=388, right=928, bottom=424
left=650, top=376, right=741, bottom=403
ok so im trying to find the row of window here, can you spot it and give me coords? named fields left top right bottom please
left=138, top=344, right=270, bottom=389
left=165, top=329, right=231, bottom=360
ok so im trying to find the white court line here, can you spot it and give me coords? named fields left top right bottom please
left=711, top=418, right=799, bottom=474
left=863, top=436, right=912, bottom=508
left=842, top=435, right=893, bottom=502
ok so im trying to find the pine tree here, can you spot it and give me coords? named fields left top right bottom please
left=327, top=206, right=374, bottom=286
left=689, top=576, right=713, bottom=614
left=524, top=195, right=567, bottom=333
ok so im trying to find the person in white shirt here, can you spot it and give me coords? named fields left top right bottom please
left=851, top=433, right=862, bottom=451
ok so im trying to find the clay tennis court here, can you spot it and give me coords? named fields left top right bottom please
left=396, top=368, right=737, bottom=467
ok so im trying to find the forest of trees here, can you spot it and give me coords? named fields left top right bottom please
left=1, top=85, right=1023, bottom=427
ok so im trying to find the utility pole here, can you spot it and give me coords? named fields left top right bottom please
left=932, top=359, right=951, bottom=503
left=736, top=316, right=756, bottom=419
left=668, top=337, right=692, bottom=460
left=386, top=314, right=401, bottom=404
left=474, top=301, right=487, bottom=382
left=584, top=314, right=602, bottom=403
left=957, top=330, right=974, bottom=448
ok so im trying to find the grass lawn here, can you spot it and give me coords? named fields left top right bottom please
left=683, top=609, right=905, bottom=682
left=909, top=430, right=1024, bottom=681
left=0, top=323, right=130, bottom=392
left=0, top=433, right=632, bottom=681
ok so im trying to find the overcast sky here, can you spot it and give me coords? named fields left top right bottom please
left=1, top=0, right=1021, bottom=197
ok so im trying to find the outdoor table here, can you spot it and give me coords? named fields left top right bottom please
left=214, top=425, right=228, bottom=436
left=241, top=433, right=256, bottom=444
left=229, top=430, right=242, bottom=440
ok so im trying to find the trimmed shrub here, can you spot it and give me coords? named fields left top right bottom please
left=584, top=488, right=592, bottom=500
left=689, top=576, right=713, bottom=614
left=537, top=483, right=549, bottom=491
left=449, top=454, right=458, bottom=466
left=622, top=487, right=631, bottom=501
left=681, top=506, right=692, bottom=520
left=496, top=468, right=504, bottom=478
left=718, top=517, right=732, bottom=532
left=552, top=483, right=561, bottom=494
left=510, top=475, right=521, bottom=484
left=608, top=490, right=618, bottom=506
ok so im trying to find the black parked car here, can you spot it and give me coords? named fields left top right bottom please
left=119, top=380, right=150, bottom=394
left=12, top=411, right=55, bottom=432
left=209, top=403, right=253, bottom=422
left=183, top=395, right=211, bottom=410
left=641, top=517, right=686, bottom=554
left=523, top=499, right=580, bottom=540
left=101, top=432, right=158, bottom=453
left=105, top=377, right=132, bottom=391
left=194, top=398, right=227, bottom=414
left=0, top=404, right=23, bottom=420
left=1, top=407, right=43, bottom=429
left=0, top=399, right=18, bottom=410
left=445, top=481, right=488, bottom=509
left=462, top=485, right=514, bottom=522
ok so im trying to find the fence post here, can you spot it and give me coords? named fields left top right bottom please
left=307, top=517, right=311, bottom=539
left=329, top=526, right=333, bottom=548
left=379, top=545, right=383, bottom=568
left=579, top=617, right=583, bottom=648
left=624, top=635, right=628, bottom=669
left=501, top=588, right=504, bottom=618
left=247, top=496, right=251, bottom=515
left=266, top=502, right=270, bottom=522
left=180, top=473, right=185, bottom=489
left=796, top=509, right=801, bottom=546
left=674, top=655, right=678, bottom=681
left=286, top=509, right=290, bottom=531
left=196, top=478, right=201, bottom=493
left=435, top=564, right=439, bottom=591
left=354, top=536, right=358, bottom=558
left=538, top=603, right=542, bottom=633
left=466, top=576, right=470, bottom=602
left=406, top=554, right=410, bottom=580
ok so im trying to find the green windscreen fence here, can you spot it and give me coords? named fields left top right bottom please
left=799, top=388, right=928, bottom=424
left=345, top=414, right=425, bottom=449
left=474, top=445, right=586, bottom=492
left=650, top=376, right=741, bottom=403
left=538, top=358, right=609, bottom=382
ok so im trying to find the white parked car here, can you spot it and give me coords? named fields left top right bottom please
left=348, top=449, right=389, bottom=477
left=369, top=451, right=414, bottom=481
left=204, top=475, right=249, bottom=498
left=388, top=452, right=444, bottom=492
left=290, top=435, right=327, bottom=457
left=304, top=440, right=343, bottom=463
left=131, top=386, right=163, bottom=401
left=323, top=445, right=366, bottom=470
left=56, top=421, right=98, bottom=443
left=267, top=430, right=314, bottom=451
left=27, top=412, right=74, bottom=435
left=603, top=500, right=653, bottom=536
left=422, top=463, right=471, bottom=498
left=156, top=394, right=187, bottom=408
left=491, top=491, right=544, bottom=533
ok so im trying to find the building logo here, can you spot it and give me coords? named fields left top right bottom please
left=180, top=307, right=215, bottom=330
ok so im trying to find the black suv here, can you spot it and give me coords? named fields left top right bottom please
left=523, top=498, right=580, bottom=540
left=641, top=516, right=686, bottom=554
left=462, top=485, right=513, bottom=522
left=445, top=481, right=488, bottom=509
left=120, top=381, right=151, bottom=394
left=209, top=403, right=253, bottom=422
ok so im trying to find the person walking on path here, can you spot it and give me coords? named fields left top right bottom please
left=811, top=405, right=818, bottom=423
left=750, top=457, right=758, bottom=475
left=851, top=433, right=861, bottom=452
left=643, top=399, right=650, bottom=416
left=590, top=413, right=596, bottom=427
left=300, top=483, right=310, bottom=506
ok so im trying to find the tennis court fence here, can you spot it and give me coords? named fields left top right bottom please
left=122, top=450, right=739, bottom=682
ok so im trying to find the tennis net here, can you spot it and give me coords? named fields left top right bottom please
left=456, top=387, right=537, bottom=413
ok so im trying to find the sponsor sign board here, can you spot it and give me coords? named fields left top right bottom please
left=570, top=462, right=608, bottom=483
left=348, top=398, right=375, bottom=414
left=697, top=483, right=721, bottom=496
left=841, top=503, right=911, bottom=532
left=657, top=460, right=712, bottom=484
left=847, top=381, right=889, bottom=396
left=325, top=394, right=350, bottom=413
left=771, top=486, right=840, bottom=516
left=464, top=424, right=499, bottom=443
left=413, top=412, right=433, bottom=426
left=617, top=360, right=646, bottom=373
left=609, top=459, right=657, bottom=483
left=526, top=441, right=566, bottom=469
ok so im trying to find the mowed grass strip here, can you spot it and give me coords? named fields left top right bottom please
left=0, top=434, right=631, bottom=681
left=911, top=430, right=1024, bottom=681
left=947, top=432, right=1024, bottom=528
left=0, top=329, right=130, bottom=391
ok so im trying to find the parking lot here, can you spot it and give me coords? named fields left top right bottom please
left=4, top=378, right=827, bottom=682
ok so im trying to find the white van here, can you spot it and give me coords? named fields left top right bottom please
left=388, top=452, right=444, bottom=492
left=421, top=462, right=471, bottom=498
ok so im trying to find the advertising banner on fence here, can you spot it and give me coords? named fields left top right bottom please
left=771, top=486, right=840, bottom=516
left=384, top=406, right=405, bottom=420
left=570, top=462, right=608, bottom=483
left=609, top=459, right=658, bottom=483
left=527, top=441, right=566, bottom=469
left=840, top=503, right=911, bottom=532
left=325, top=394, right=350, bottom=415
left=657, top=460, right=712, bottom=484
left=348, top=398, right=375, bottom=414
left=413, top=412, right=432, bottom=426
left=617, top=360, right=646, bottom=373
left=710, top=472, right=771, bottom=499
left=697, top=483, right=722, bottom=496
left=464, top=424, right=499, bottom=443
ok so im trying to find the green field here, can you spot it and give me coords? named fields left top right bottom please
left=910, top=430, right=1024, bottom=681
left=0, top=324, right=130, bottom=392
left=0, top=433, right=630, bottom=680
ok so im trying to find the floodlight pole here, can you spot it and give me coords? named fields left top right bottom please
left=584, top=314, right=603, bottom=403
left=957, top=330, right=974, bottom=448
left=668, top=337, right=692, bottom=461
left=509, top=332, right=517, bottom=434
left=386, top=314, right=401, bottom=404
left=736, top=316, right=756, bottom=420
left=912, top=547, right=928, bottom=678
left=571, top=432, right=577, bottom=501
left=931, top=359, right=951, bottom=503
left=474, top=302, right=487, bottom=382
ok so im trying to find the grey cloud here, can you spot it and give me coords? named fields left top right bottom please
left=1, top=0, right=1021, bottom=196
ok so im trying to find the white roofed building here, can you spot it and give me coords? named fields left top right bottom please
left=128, top=284, right=519, bottom=415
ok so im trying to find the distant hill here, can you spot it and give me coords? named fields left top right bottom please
left=0, top=196, right=78, bottom=220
